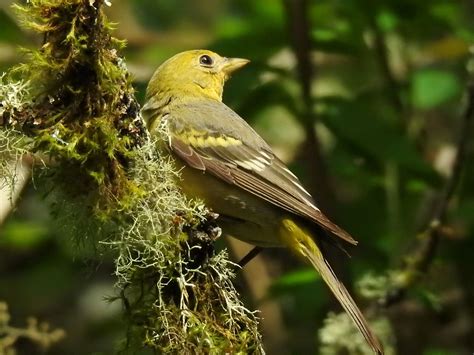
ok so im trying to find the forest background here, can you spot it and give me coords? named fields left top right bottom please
left=1, top=0, right=473, bottom=354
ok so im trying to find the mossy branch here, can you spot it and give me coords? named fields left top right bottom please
left=0, top=0, right=263, bottom=353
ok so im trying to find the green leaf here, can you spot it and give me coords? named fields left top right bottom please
left=0, top=10, right=25, bottom=44
left=423, top=348, right=458, bottom=355
left=320, top=96, right=437, bottom=177
left=411, top=69, right=461, bottom=109
left=376, top=9, right=399, bottom=32
left=271, top=268, right=319, bottom=290
left=0, top=221, right=49, bottom=249
left=269, top=268, right=327, bottom=320
left=311, top=30, right=361, bottom=54
left=414, top=287, right=442, bottom=312
left=406, top=178, right=429, bottom=193
left=210, top=25, right=285, bottom=61
left=231, top=79, right=299, bottom=120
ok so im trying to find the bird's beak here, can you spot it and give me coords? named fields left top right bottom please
left=221, top=57, right=250, bottom=75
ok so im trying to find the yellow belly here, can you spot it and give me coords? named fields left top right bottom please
left=178, top=163, right=285, bottom=247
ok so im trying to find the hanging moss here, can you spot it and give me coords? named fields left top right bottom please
left=1, top=1, right=264, bottom=353
left=108, top=137, right=263, bottom=353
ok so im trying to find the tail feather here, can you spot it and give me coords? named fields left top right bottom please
left=281, top=219, right=384, bottom=355
left=304, top=246, right=384, bottom=355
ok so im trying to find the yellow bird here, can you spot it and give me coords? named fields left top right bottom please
left=142, top=50, right=384, bottom=355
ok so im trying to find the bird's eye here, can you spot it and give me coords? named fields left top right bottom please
left=199, top=55, right=214, bottom=66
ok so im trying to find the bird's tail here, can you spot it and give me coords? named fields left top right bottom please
left=280, top=219, right=384, bottom=355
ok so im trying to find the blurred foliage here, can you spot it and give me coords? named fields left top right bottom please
left=1, top=0, right=473, bottom=354
left=0, top=301, right=65, bottom=354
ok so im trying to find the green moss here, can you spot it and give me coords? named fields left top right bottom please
left=109, top=138, right=263, bottom=353
left=1, top=1, right=263, bottom=353
left=7, top=0, right=146, bottom=219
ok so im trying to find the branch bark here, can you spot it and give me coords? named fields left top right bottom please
left=0, top=157, right=32, bottom=227
left=1, top=1, right=264, bottom=353
left=283, top=0, right=335, bottom=214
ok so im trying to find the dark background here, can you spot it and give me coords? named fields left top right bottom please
left=1, top=0, right=473, bottom=354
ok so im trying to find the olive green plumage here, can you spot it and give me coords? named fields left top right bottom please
left=142, top=49, right=384, bottom=355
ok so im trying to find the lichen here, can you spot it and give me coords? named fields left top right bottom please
left=7, top=0, right=146, bottom=220
left=318, top=312, right=395, bottom=355
left=1, top=0, right=264, bottom=353
left=0, top=129, right=31, bottom=193
left=0, top=301, right=65, bottom=354
left=106, top=135, right=263, bottom=353
left=0, top=74, right=34, bottom=191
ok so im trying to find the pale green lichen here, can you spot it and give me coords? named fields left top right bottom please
left=0, top=74, right=35, bottom=199
left=1, top=0, right=264, bottom=353
left=0, top=301, right=65, bottom=354
left=317, top=273, right=396, bottom=354
left=0, top=129, right=31, bottom=192
left=106, top=133, right=263, bottom=353
left=356, top=272, right=392, bottom=300
left=319, top=312, right=395, bottom=355
left=0, top=74, right=33, bottom=174
left=0, top=74, right=31, bottom=116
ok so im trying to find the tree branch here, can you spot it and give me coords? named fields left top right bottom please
left=283, top=0, right=334, bottom=214
left=367, top=14, right=404, bottom=118
left=1, top=1, right=264, bottom=353
left=381, top=80, right=474, bottom=306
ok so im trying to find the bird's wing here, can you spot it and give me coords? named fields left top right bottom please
left=167, top=99, right=357, bottom=245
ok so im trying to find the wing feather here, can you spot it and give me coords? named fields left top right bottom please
left=168, top=101, right=357, bottom=245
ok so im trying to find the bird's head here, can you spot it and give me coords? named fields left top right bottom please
left=145, top=50, right=250, bottom=103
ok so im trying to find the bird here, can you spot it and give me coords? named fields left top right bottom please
left=141, top=49, right=384, bottom=354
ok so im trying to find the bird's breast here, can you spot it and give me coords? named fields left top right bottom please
left=175, top=158, right=284, bottom=247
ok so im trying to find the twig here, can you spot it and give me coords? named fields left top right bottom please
left=283, top=0, right=357, bottom=322
left=367, top=14, right=404, bottom=117
left=2, top=1, right=265, bottom=352
left=381, top=80, right=474, bottom=306
left=237, top=246, right=263, bottom=268
left=366, top=9, right=406, bottom=233
left=227, top=238, right=288, bottom=353
left=283, top=0, right=334, bottom=214
left=0, top=301, right=65, bottom=352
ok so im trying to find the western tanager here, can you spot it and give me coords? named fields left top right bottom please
left=142, top=50, right=383, bottom=354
